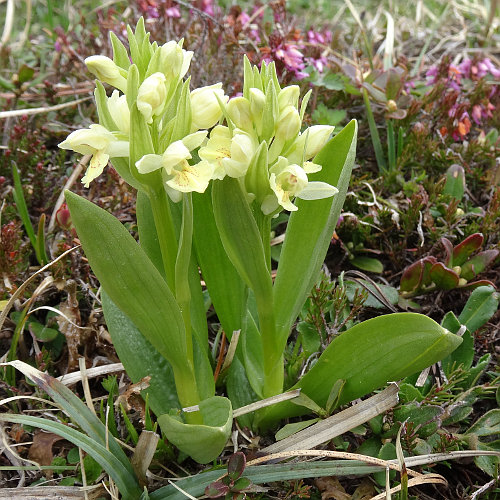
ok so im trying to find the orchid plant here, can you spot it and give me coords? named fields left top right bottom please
left=60, top=19, right=461, bottom=463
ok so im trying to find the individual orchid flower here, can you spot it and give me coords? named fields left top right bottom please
left=137, top=72, right=167, bottom=123
left=135, top=131, right=213, bottom=194
left=58, top=124, right=129, bottom=188
left=199, top=127, right=258, bottom=178
left=85, top=56, right=128, bottom=93
left=261, top=157, right=338, bottom=214
left=190, top=83, right=228, bottom=130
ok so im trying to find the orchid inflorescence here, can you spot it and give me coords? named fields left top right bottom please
left=59, top=22, right=338, bottom=215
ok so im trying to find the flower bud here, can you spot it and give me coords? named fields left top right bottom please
left=286, top=125, right=334, bottom=163
left=107, top=90, right=130, bottom=135
left=276, top=106, right=301, bottom=142
left=386, top=99, right=398, bottom=112
left=227, top=97, right=252, bottom=132
left=159, top=41, right=193, bottom=80
left=191, top=83, right=228, bottom=130
left=85, top=56, right=128, bottom=93
left=278, top=85, right=300, bottom=112
left=249, top=87, right=265, bottom=134
left=137, top=72, right=167, bottom=123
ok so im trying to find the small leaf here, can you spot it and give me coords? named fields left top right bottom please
left=350, top=256, right=384, bottom=274
left=429, top=262, right=459, bottom=290
left=458, top=285, right=500, bottom=333
left=441, top=330, right=474, bottom=377
left=205, top=481, right=230, bottom=498
left=228, top=452, right=246, bottom=481
left=400, top=260, right=423, bottom=292
left=460, top=250, right=499, bottom=280
left=18, top=64, right=35, bottom=84
left=466, top=410, right=500, bottom=437
left=443, top=164, right=466, bottom=201
left=233, top=477, right=251, bottom=492
left=275, top=418, right=320, bottom=441
left=441, top=237, right=454, bottom=266
left=452, top=233, right=484, bottom=266
left=297, top=321, right=321, bottom=357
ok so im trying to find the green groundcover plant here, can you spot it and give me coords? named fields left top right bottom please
left=55, top=19, right=461, bottom=463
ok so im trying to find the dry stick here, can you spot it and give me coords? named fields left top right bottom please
left=371, top=474, right=448, bottom=500
left=0, top=97, right=92, bottom=119
left=48, top=155, right=89, bottom=233
left=56, top=362, right=125, bottom=387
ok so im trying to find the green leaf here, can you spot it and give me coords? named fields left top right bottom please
left=441, top=330, right=474, bottom=376
left=297, top=321, right=321, bottom=357
left=443, top=164, right=465, bottom=201
left=374, top=442, right=396, bottom=486
left=466, top=409, right=500, bottom=438
left=158, top=397, right=232, bottom=464
left=193, top=189, right=247, bottom=338
left=95, top=80, right=118, bottom=131
left=101, top=291, right=180, bottom=415
left=458, top=286, right=500, bottom=333
left=461, top=354, right=491, bottom=389
left=263, top=313, right=462, bottom=423
left=0, top=413, right=142, bottom=497
left=226, top=357, right=257, bottom=429
left=460, top=250, right=499, bottom=280
left=110, top=31, right=131, bottom=70
left=65, top=191, right=187, bottom=375
left=212, top=177, right=271, bottom=300
left=350, top=256, right=384, bottom=274
left=274, top=120, right=357, bottom=350
left=0, top=361, right=141, bottom=498
left=452, top=233, right=483, bottom=266
left=275, top=418, right=320, bottom=441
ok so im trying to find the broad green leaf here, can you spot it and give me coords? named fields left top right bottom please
left=274, top=120, right=357, bottom=350
left=345, top=280, right=398, bottom=309
left=101, top=291, right=180, bottom=415
left=193, top=188, right=247, bottom=338
left=158, top=397, right=232, bottom=464
left=65, top=191, right=187, bottom=375
left=241, top=310, right=264, bottom=398
left=0, top=413, right=142, bottom=499
left=262, top=313, right=461, bottom=424
left=458, top=285, right=500, bottom=333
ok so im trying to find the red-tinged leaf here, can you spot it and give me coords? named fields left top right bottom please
left=452, top=233, right=484, bottom=266
left=421, top=256, right=438, bottom=286
left=228, top=452, right=246, bottom=481
left=441, top=237, right=454, bottom=267
left=205, top=481, right=230, bottom=498
left=400, top=260, right=423, bottom=292
left=430, top=262, right=460, bottom=290
left=460, top=249, right=499, bottom=280
left=458, top=280, right=497, bottom=291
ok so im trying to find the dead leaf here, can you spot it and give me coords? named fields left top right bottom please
left=351, top=478, right=375, bottom=500
left=315, top=477, right=351, bottom=500
left=28, top=431, right=65, bottom=477
left=115, top=376, right=151, bottom=423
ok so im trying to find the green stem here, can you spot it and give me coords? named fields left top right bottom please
left=362, top=89, right=387, bottom=174
left=175, top=193, right=194, bottom=365
left=147, top=187, right=178, bottom=291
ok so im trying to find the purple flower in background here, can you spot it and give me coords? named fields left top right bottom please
left=54, top=40, right=62, bottom=52
left=166, top=5, right=181, bottom=17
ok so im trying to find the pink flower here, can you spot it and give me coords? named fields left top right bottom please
left=471, top=104, right=483, bottom=124
left=165, top=5, right=181, bottom=17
